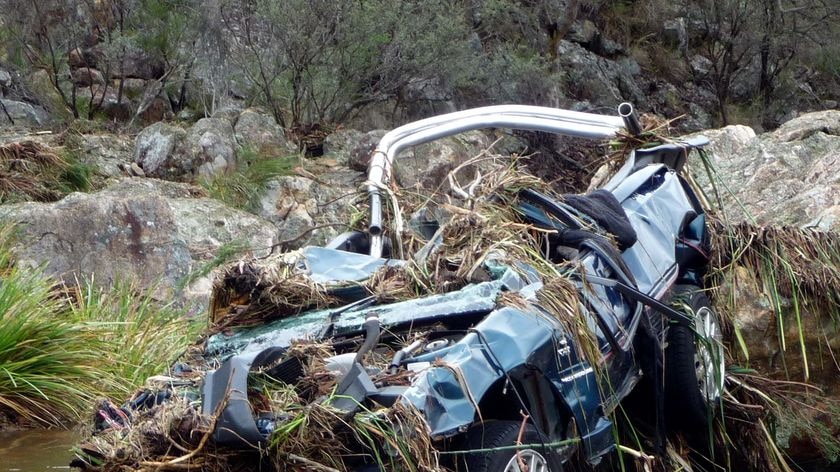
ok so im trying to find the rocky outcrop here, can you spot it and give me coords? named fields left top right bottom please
left=0, top=99, right=50, bottom=127
left=555, top=40, right=644, bottom=106
left=395, top=130, right=491, bottom=190
left=257, top=164, right=362, bottom=249
left=322, top=128, right=365, bottom=167
left=0, top=178, right=277, bottom=311
left=701, top=110, right=840, bottom=389
left=22, top=69, right=71, bottom=123
left=0, top=69, right=11, bottom=90
left=134, top=122, right=189, bottom=180
left=184, top=118, right=238, bottom=178
left=75, top=133, right=135, bottom=178
left=234, top=108, right=288, bottom=152
left=134, top=109, right=292, bottom=182
left=71, top=67, right=106, bottom=87
left=701, top=110, right=840, bottom=230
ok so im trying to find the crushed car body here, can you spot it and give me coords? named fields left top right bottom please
left=75, top=104, right=725, bottom=472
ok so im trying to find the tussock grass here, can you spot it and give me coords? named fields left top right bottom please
left=200, top=147, right=297, bottom=212
left=0, top=225, right=200, bottom=427
left=0, top=266, right=102, bottom=426
left=0, top=140, right=97, bottom=203
left=686, top=146, right=840, bottom=470
left=67, top=279, right=201, bottom=397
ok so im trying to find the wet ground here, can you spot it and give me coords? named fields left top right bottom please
left=0, top=429, right=78, bottom=472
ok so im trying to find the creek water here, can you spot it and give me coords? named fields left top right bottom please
left=0, top=429, right=78, bottom=472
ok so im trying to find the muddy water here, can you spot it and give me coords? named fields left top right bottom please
left=0, top=430, right=78, bottom=472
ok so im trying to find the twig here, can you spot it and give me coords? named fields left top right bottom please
left=516, top=411, right=529, bottom=472
left=139, top=385, right=231, bottom=469
left=288, top=453, right=343, bottom=472
left=617, top=444, right=656, bottom=462
left=0, top=99, right=13, bottom=125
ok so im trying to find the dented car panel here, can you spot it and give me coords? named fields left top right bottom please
left=196, top=104, right=719, bottom=468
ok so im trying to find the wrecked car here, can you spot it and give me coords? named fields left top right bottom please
left=76, top=104, right=725, bottom=472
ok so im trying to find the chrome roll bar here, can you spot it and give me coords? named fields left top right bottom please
left=366, top=104, right=632, bottom=257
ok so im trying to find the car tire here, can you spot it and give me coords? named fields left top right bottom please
left=664, top=285, right=725, bottom=431
left=459, top=421, right=564, bottom=472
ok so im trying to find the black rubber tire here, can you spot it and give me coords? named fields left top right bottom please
left=664, top=285, right=723, bottom=432
left=459, top=421, right=564, bottom=472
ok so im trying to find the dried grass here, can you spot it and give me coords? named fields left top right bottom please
left=709, top=217, right=840, bottom=312
left=0, top=140, right=68, bottom=202
left=210, top=250, right=335, bottom=328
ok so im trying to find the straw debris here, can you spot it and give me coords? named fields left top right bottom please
left=210, top=250, right=336, bottom=328
left=709, top=217, right=840, bottom=312
left=0, top=140, right=70, bottom=202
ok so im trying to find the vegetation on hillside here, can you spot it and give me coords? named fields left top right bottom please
left=0, top=0, right=836, bottom=132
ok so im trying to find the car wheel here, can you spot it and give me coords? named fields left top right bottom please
left=460, top=421, right=564, bottom=472
left=665, top=285, right=725, bottom=431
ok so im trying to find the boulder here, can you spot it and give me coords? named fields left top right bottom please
left=0, top=69, right=11, bottom=88
left=115, top=78, right=148, bottom=100
left=211, top=105, right=244, bottom=127
left=772, top=110, right=840, bottom=143
left=134, top=122, right=188, bottom=180
left=700, top=111, right=840, bottom=390
left=395, top=130, right=491, bottom=190
left=184, top=117, right=238, bottom=178
left=555, top=40, right=644, bottom=105
left=0, top=178, right=277, bottom=311
left=347, top=129, right=387, bottom=171
left=134, top=82, right=174, bottom=124
left=257, top=173, right=358, bottom=248
left=689, top=54, right=713, bottom=77
left=76, top=85, right=133, bottom=121
left=68, top=46, right=105, bottom=70
left=114, top=47, right=165, bottom=80
left=567, top=19, right=599, bottom=45
left=25, top=69, right=71, bottom=122
left=71, top=67, right=106, bottom=87
left=661, top=18, right=687, bottom=51
left=135, top=118, right=240, bottom=181
left=0, top=99, right=51, bottom=127
left=700, top=112, right=840, bottom=229
left=137, top=95, right=173, bottom=124
left=76, top=133, right=135, bottom=178
left=323, top=128, right=364, bottom=167
left=234, top=108, right=288, bottom=152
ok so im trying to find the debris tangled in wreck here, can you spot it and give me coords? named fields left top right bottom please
left=71, top=106, right=840, bottom=472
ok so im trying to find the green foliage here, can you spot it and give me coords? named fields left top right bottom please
left=223, top=0, right=476, bottom=125
left=132, top=0, right=190, bottom=63
left=200, top=148, right=296, bottom=211
left=470, top=43, right=563, bottom=105
left=0, top=255, right=102, bottom=426
left=67, top=279, right=201, bottom=393
left=58, top=155, right=94, bottom=194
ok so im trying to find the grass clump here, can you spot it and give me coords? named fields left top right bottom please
left=0, top=225, right=201, bottom=427
left=67, top=280, right=202, bottom=397
left=200, top=147, right=297, bottom=212
left=0, top=264, right=103, bottom=426
left=0, top=140, right=98, bottom=203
